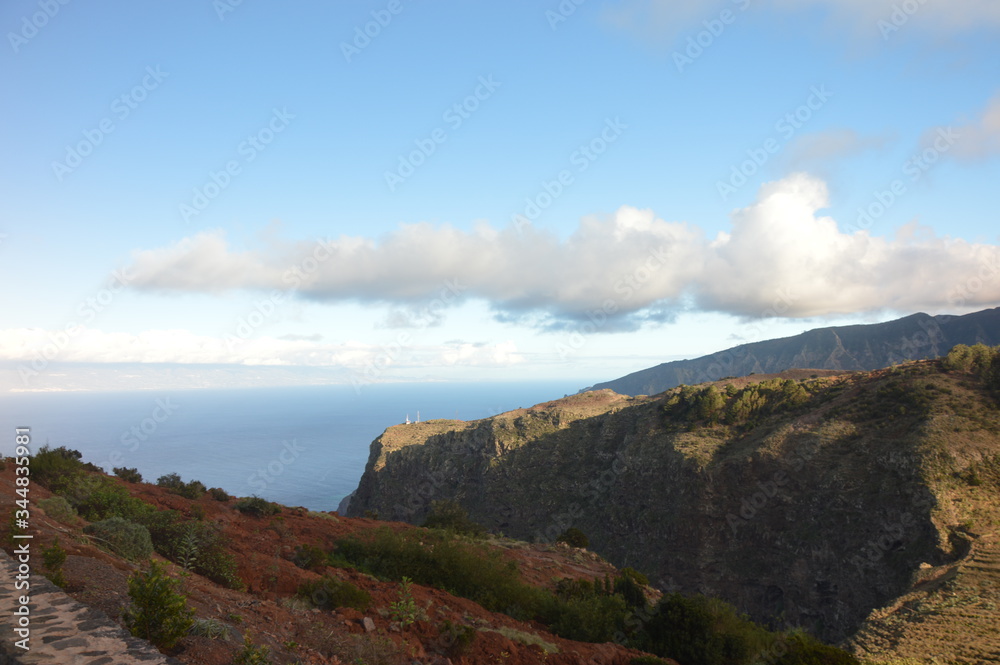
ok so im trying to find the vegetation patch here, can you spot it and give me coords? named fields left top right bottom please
left=83, top=516, right=153, bottom=561
left=295, top=575, right=371, bottom=611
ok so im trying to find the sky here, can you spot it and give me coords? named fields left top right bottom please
left=2, top=0, right=1000, bottom=392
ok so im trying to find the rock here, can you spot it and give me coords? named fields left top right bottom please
left=362, top=616, right=376, bottom=633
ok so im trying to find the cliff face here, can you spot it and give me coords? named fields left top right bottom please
left=589, top=307, right=1000, bottom=396
left=347, top=363, right=1000, bottom=645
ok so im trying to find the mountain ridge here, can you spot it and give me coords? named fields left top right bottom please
left=586, top=307, right=1000, bottom=396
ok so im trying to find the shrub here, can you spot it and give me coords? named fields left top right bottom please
left=30, top=446, right=87, bottom=492
left=292, top=543, right=327, bottom=571
left=232, top=636, right=272, bottom=665
left=556, top=527, right=589, bottom=548
left=234, top=496, right=280, bottom=517
left=148, top=518, right=244, bottom=590
left=42, top=539, right=68, bottom=588
left=335, top=527, right=544, bottom=619
left=123, top=561, right=195, bottom=650
left=113, top=467, right=143, bottom=483
left=71, top=478, right=157, bottom=523
left=774, top=631, right=861, bottom=665
left=189, top=617, right=229, bottom=640
left=38, top=496, right=77, bottom=523
left=422, top=499, right=486, bottom=537
left=440, top=620, right=477, bottom=658
left=84, top=517, right=154, bottom=561
left=157, top=473, right=207, bottom=499
left=389, top=577, right=420, bottom=628
left=296, top=575, right=371, bottom=611
left=639, top=593, right=771, bottom=665
left=208, top=487, right=231, bottom=501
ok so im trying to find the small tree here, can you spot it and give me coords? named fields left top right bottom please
left=556, top=527, right=589, bottom=548
left=113, top=467, right=143, bottom=483
left=122, top=561, right=195, bottom=650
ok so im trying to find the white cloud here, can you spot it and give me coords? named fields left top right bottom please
left=0, top=327, right=525, bottom=371
left=126, top=173, right=1000, bottom=326
left=603, top=0, right=1000, bottom=43
left=940, top=95, right=1000, bottom=162
left=781, top=128, right=891, bottom=173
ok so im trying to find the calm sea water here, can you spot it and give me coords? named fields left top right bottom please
left=0, top=382, right=577, bottom=511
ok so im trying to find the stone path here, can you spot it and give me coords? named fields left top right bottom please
left=0, top=548, right=180, bottom=665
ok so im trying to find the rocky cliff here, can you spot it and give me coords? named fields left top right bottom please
left=347, top=361, right=1000, bottom=648
left=588, top=307, right=1000, bottom=396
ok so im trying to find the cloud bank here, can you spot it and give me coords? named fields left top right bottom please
left=127, top=174, right=1000, bottom=327
left=0, top=328, right=524, bottom=370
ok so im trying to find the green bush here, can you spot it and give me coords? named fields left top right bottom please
left=292, top=543, right=328, bottom=571
left=638, top=593, right=814, bottom=665
left=774, top=631, right=861, bottom=665
left=422, top=499, right=486, bottom=537
left=71, top=477, right=157, bottom=522
left=337, top=527, right=553, bottom=621
left=556, top=527, right=589, bottom=548
left=113, top=467, right=143, bottom=483
left=296, top=575, right=371, bottom=611
left=232, top=636, right=272, bottom=665
left=234, top=496, right=280, bottom=517
left=208, top=487, right=231, bottom=501
left=30, top=446, right=89, bottom=492
left=149, top=518, right=244, bottom=590
left=38, top=496, right=77, bottom=523
left=83, top=517, right=154, bottom=561
left=123, top=561, right=195, bottom=651
left=156, top=473, right=206, bottom=499
left=41, top=539, right=68, bottom=588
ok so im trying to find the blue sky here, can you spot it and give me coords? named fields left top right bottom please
left=2, top=0, right=999, bottom=392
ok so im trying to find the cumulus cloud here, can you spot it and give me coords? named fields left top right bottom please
left=126, top=173, right=1000, bottom=326
left=0, top=328, right=523, bottom=370
left=603, top=0, right=1000, bottom=43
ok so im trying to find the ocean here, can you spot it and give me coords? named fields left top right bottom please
left=0, top=381, right=578, bottom=511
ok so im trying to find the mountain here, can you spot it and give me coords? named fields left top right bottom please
left=587, top=307, right=1000, bottom=396
left=346, top=350, right=1000, bottom=660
